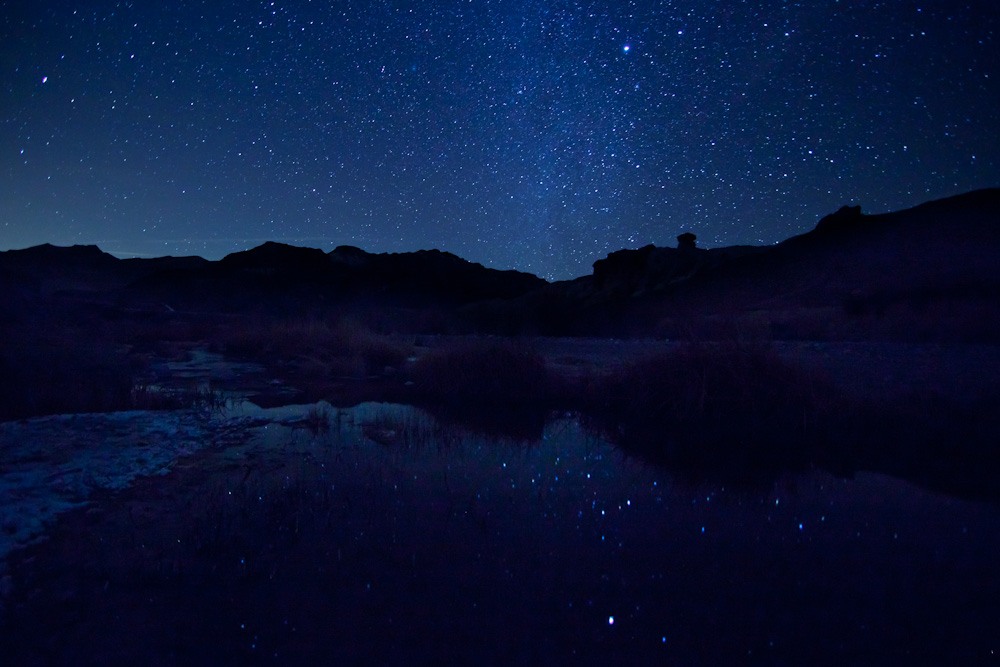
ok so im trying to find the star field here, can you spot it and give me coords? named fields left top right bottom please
left=2, top=1, right=997, bottom=280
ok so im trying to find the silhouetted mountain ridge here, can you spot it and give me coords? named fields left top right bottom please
left=0, top=244, right=207, bottom=295
left=460, top=188, right=1000, bottom=337
left=121, top=241, right=547, bottom=312
left=218, top=241, right=332, bottom=274
left=2, top=188, right=998, bottom=339
left=578, top=188, right=1000, bottom=304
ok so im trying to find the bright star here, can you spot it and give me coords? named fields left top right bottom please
left=622, top=44, right=630, bottom=53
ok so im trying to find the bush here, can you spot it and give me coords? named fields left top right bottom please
left=588, top=341, right=839, bottom=475
left=408, top=339, right=549, bottom=407
left=0, top=326, right=138, bottom=420
left=217, top=316, right=410, bottom=379
left=406, top=339, right=551, bottom=439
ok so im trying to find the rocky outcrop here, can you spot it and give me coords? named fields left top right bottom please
left=814, top=204, right=863, bottom=235
left=591, top=237, right=763, bottom=297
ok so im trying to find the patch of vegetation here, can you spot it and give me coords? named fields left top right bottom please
left=406, top=338, right=551, bottom=439
left=827, top=384, right=1000, bottom=502
left=0, top=315, right=144, bottom=421
left=129, top=383, right=230, bottom=414
left=585, top=341, right=840, bottom=478
left=302, top=402, right=334, bottom=432
left=0, top=311, right=234, bottom=421
left=216, top=316, right=411, bottom=379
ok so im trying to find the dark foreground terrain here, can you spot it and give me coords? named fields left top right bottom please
left=1, top=190, right=999, bottom=663
left=3, top=402, right=1000, bottom=665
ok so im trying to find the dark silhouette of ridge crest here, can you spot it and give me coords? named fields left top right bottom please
left=112, top=240, right=547, bottom=312
left=456, top=187, right=1000, bottom=337
left=219, top=241, right=331, bottom=273
left=2, top=243, right=116, bottom=266
left=2, top=188, right=998, bottom=330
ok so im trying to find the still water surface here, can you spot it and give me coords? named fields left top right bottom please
left=208, top=402, right=1000, bottom=664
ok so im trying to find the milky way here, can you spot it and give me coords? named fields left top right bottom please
left=2, top=1, right=997, bottom=279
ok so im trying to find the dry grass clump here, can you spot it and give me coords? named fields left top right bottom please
left=589, top=341, right=839, bottom=475
left=217, top=316, right=411, bottom=379
left=408, top=338, right=549, bottom=407
left=406, top=338, right=551, bottom=439
left=0, top=317, right=141, bottom=420
left=0, top=324, right=225, bottom=420
left=0, top=348, right=134, bottom=420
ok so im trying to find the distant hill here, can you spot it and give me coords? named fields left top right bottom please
left=462, top=188, right=1000, bottom=339
left=0, top=244, right=208, bottom=296
left=648, top=188, right=1000, bottom=337
left=124, top=242, right=546, bottom=313
left=0, top=240, right=545, bottom=313
left=3, top=188, right=998, bottom=340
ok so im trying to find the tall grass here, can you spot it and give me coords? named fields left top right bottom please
left=0, top=343, right=136, bottom=420
left=406, top=338, right=551, bottom=439
left=217, top=316, right=411, bottom=379
left=408, top=339, right=548, bottom=405
left=587, top=340, right=840, bottom=476
left=0, top=309, right=237, bottom=421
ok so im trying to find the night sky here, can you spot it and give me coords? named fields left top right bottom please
left=2, top=2, right=997, bottom=280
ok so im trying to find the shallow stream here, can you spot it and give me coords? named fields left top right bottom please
left=2, top=401, right=998, bottom=663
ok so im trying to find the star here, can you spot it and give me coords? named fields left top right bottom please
left=0, top=3, right=995, bottom=280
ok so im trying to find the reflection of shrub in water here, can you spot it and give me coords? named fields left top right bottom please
left=302, top=402, right=333, bottom=432
left=409, top=339, right=548, bottom=404
left=589, top=341, right=839, bottom=477
left=406, top=339, right=550, bottom=440
left=130, top=383, right=230, bottom=413
left=361, top=406, right=442, bottom=448
left=834, top=384, right=1000, bottom=502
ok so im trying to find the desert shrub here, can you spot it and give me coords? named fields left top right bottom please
left=0, top=312, right=137, bottom=420
left=406, top=338, right=550, bottom=438
left=408, top=339, right=548, bottom=406
left=217, top=316, right=410, bottom=378
left=334, top=319, right=410, bottom=377
left=218, top=317, right=337, bottom=360
left=827, top=384, right=1000, bottom=502
left=587, top=341, right=839, bottom=475
left=110, top=313, right=218, bottom=354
